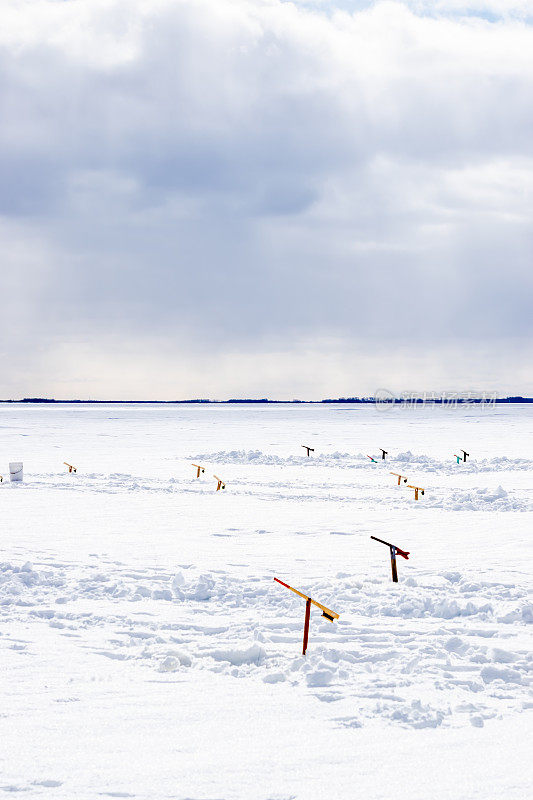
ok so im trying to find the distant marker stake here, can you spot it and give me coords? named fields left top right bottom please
left=302, top=446, right=314, bottom=457
left=370, top=536, right=410, bottom=583
left=407, top=484, right=424, bottom=501
left=390, top=472, right=407, bottom=485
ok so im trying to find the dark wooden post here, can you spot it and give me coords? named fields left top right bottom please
left=302, top=597, right=312, bottom=655
left=390, top=546, right=398, bottom=583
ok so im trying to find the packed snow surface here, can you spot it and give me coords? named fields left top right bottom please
left=1, top=402, right=531, bottom=799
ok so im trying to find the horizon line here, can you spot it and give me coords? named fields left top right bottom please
left=1, top=396, right=532, bottom=405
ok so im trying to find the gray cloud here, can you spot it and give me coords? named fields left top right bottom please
left=0, top=0, right=532, bottom=398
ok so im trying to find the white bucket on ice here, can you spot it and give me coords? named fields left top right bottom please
left=9, top=462, right=23, bottom=482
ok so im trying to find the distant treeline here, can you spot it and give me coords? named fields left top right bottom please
left=1, top=397, right=532, bottom=404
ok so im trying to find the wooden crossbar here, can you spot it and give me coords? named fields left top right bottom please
left=407, top=484, right=424, bottom=500
left=274, top=578, right=339, bottom=620
left=214, top=475, right=226, bottom=491
left=64, top=462, right=77, bottom=473
left=192, top=464, right=205, bottom=478
left=390, top=472, right=407, bottom=485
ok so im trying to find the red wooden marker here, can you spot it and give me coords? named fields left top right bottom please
left=274, top=578, right=339, bottom=655
left=370, top=536, right=410, bottom=583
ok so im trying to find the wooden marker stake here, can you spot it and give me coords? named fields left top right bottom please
left=453, top=454, right=461, bottom=464
left=192, top=464, right=205, bottom=478
left=390, top=546, right=398, bottom=583
left=371, top=536, right=409, bottom=582
left=64, top=462, right=77, bottom=474
left=380, top=449, right=388, bottom=460
left=461, top=449, right=469, bottom=462
left=367, top=455, right=378, bottom=463
left=274, top=578, right=339, bottom=655
left=390, top=472, right=407, bottom=485
left=406, top=484, right=424, bottom=500
left=214, top=475, right=226, bottom=491
left=302, top=446, right=315, bottom=457
left=302, top=597, right=312, bottom=655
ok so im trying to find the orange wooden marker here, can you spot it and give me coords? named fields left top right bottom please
left=192, top=464, right=205, bottom=478
left=274, top=578, right=339, bottom=656
left=407, top=484, right=424, bottom=500
left=390, top=472, right=407, bottom=485
left=214, top=475, right=226, bottom=491
left=64, top=462, right=77, bottom=473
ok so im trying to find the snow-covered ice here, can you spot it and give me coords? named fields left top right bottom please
left=0, top=402, right=531, bottom=798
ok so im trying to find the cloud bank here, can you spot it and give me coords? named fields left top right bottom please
left=1, top=0, right=532, bottom=398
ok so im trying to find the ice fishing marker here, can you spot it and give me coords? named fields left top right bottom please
left=302, top=445, right=314, bottom=457
left=64, top=462, right=77, bottom=473
left=461, top=449, right=469, bottom=462
left=370, top=536, right=410, bottom=583
left=390, top=471, right=407, bottom=485
left=192, top=463, right=205, bottom=478
left=407, top=484, right=424, bottom=500
left=380, top=448, right=388, bottom=460
left=366, top=455, right=378, bottom=463
left=453, top=454, right=461, bottom=464
left=214, top=475, right=226, bottom=491
left=274, top=578, right=339, bottom=655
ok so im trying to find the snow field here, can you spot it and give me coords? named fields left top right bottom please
left=0, top=403, right=531, bottom=798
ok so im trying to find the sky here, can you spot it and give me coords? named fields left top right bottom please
left=1, top=0, right=532, bottom=400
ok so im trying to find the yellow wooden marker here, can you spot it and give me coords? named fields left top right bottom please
left=274, top=578, right=339, bottom=655
left=390, top=472, right=408, bottom=485
left=214, top=475, right=226, bottom=491
left=192, top=464, right=205, bottom=478
left=407, top=484, right=424, bottom=500
left=273, top=578, right=339, bottom=620
left=64, top=462, right=77, bottom=473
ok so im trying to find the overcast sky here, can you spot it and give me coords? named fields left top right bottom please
left=1, top=0, right=532, bottom=399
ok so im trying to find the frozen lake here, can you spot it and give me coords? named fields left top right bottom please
left=1, top=403, right=532, bottom=799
